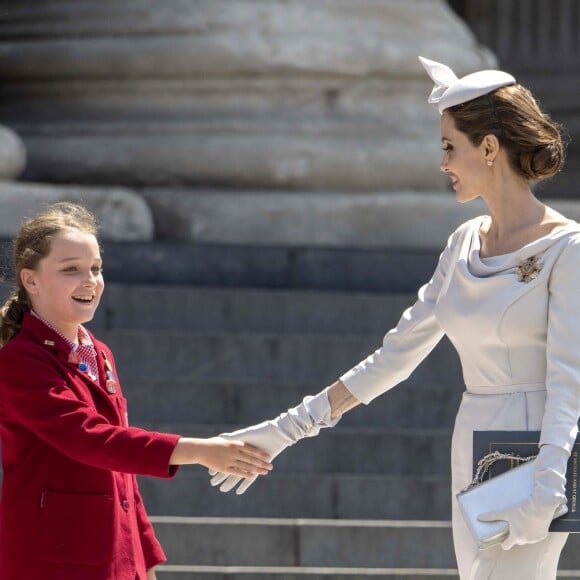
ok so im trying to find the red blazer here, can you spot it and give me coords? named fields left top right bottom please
left=0, top=313, right=181, bottom=580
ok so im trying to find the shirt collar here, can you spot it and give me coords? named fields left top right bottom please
left=30, top=311, right=93, bottom=351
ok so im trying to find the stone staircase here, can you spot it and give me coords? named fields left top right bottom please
left=2, top=242, right=580, bottom=577
left=88, top=282, right=580, bottom=578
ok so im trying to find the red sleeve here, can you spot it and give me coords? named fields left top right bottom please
left=0, top=345, right=181, bottom=478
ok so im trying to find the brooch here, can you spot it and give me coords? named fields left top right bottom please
left=516, top=256, right=542, bottom=283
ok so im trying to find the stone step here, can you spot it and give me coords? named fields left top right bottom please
left=124, top=378, right=463, bottom=428
left=138, top=423, right=452, bottom=476
left=151, top=516, right=580, bottom=571
left=94, top=241, right=441, bottom=292
left=150, top=517, right=456, bottom=569
left=154, top=566, right=580, bottom=579
left=148, top=517, right=580, bottom=569
left=1, top=239, right=440, bottom=293
left=156, top=566, right=460, bottom=579
left=138, top=471, right=451, bottom=520
left=98, top=330, right=461, bottom=387
left=91, top=284, right=415, bottom=335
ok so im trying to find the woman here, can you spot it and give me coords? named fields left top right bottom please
left=208, top=57, right=580, bottom=579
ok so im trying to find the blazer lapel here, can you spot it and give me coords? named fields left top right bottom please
left=22, top=314, right=119, bottom=420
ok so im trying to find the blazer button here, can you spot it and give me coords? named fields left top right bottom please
left=121, top=499, right=130, bottom=511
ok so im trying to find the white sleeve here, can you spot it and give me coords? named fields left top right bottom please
left=340, top=225, right=463, bottom=405
left=540, top=233, right=580, bottom=453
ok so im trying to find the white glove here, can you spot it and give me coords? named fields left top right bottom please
left=209, top=390, right=340, bottom=494
left=478, top=444, right=569, bottom=550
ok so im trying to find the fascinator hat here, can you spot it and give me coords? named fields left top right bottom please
left=418, top=56, right=516, bottom=114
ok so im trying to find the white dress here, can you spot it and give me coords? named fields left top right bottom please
left=340, top=215, right=580, bottom=579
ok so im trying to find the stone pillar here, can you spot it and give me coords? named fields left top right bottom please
left=0, top=0, right=497, bottom=247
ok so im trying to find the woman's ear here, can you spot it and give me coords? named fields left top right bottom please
left=20, top=269, right=38, bottom=295
left=482, top=133, right=500, bottom=164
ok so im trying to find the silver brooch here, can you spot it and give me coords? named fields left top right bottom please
left=516, top=256, right=542, bottom=283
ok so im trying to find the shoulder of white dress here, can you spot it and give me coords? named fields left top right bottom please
left=559, top=225, right=580, bottom=246
left=446, top=215, right=485, bottom=247
left=549, top=228, right=580, bottom=270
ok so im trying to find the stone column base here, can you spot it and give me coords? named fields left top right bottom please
left=142, top=188, right=580, bottom=250
left=0, top=181, right=153, bottom=241
left=142, top=188, right=487, bottom=249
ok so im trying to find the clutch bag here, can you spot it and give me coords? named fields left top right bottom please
left=456, top=452, right=568, bottom=550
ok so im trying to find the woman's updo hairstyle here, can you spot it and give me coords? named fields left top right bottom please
left=447, top=83, right=566, bottom=181
left=0, top=202, right=98, bottom=346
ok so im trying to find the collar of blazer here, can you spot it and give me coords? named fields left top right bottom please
left=20, top=314, right=120, bottom=417
left=22, top=312, right=74, bottom=356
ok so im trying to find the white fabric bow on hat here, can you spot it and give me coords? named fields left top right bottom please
left=418, top=57, right=459, bottom=106
left=418, top=56, right=516, bottom=115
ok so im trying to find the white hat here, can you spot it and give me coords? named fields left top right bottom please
left=418, top=56, right=516, bottom=115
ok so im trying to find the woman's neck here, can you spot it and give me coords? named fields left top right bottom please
left=477, top=176, right=553, bottom=258
left=484, top=196, right=546, bottom=241
left=480, top=171, right=545, bottom=240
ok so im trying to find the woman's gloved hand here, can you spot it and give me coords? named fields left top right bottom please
left=478, top=444, right=569, bottom=550
left=209, top=389, right=340, bottom=495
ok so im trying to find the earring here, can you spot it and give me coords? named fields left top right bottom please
left=486, top=160, right=494, bottom=167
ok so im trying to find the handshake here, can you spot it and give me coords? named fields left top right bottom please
left=208, top=390, right=339, bottom=494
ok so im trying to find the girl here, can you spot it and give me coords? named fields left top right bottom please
left=208, top=57, right=580, bottom=579
left=0, top=202, right=272, bottom=580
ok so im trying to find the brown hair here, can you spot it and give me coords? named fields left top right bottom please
left=447, top=84, right=566, bottom=181
left=0, top=202, right=98, bottom=346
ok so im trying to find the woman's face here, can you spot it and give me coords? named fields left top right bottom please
left=439, top=111, right=490, bottom=203
left=20, top=228, right=104, bottom=340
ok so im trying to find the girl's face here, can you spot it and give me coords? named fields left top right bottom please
left=439, top=111, right=491, bottom=203
left=20, top=229, right=104, bottom=341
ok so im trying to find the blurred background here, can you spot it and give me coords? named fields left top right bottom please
left=0, top=1, right=579, bottom=578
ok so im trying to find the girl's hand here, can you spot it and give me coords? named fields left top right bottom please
left=198, top=436, right=273, bottom=477
left=169, top=436, right=272, bottom=477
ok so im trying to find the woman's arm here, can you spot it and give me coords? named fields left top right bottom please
left=540, top=233, right=580, bottom=452
left=207, top=224, right=469, bottom=494
left=330, top=222, right=467, bottom=406
left=146, top=567, right=157, bottom=580
left=327, top=379, right=361, bottom=420
left=479, top=232, right=580, bottom=549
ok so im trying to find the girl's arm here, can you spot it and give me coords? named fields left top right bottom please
left=0, top=348, right=271, bottom=479
left=146, top=567, right=157, bottom=580
left=169, top=436, right=272, bottom=477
